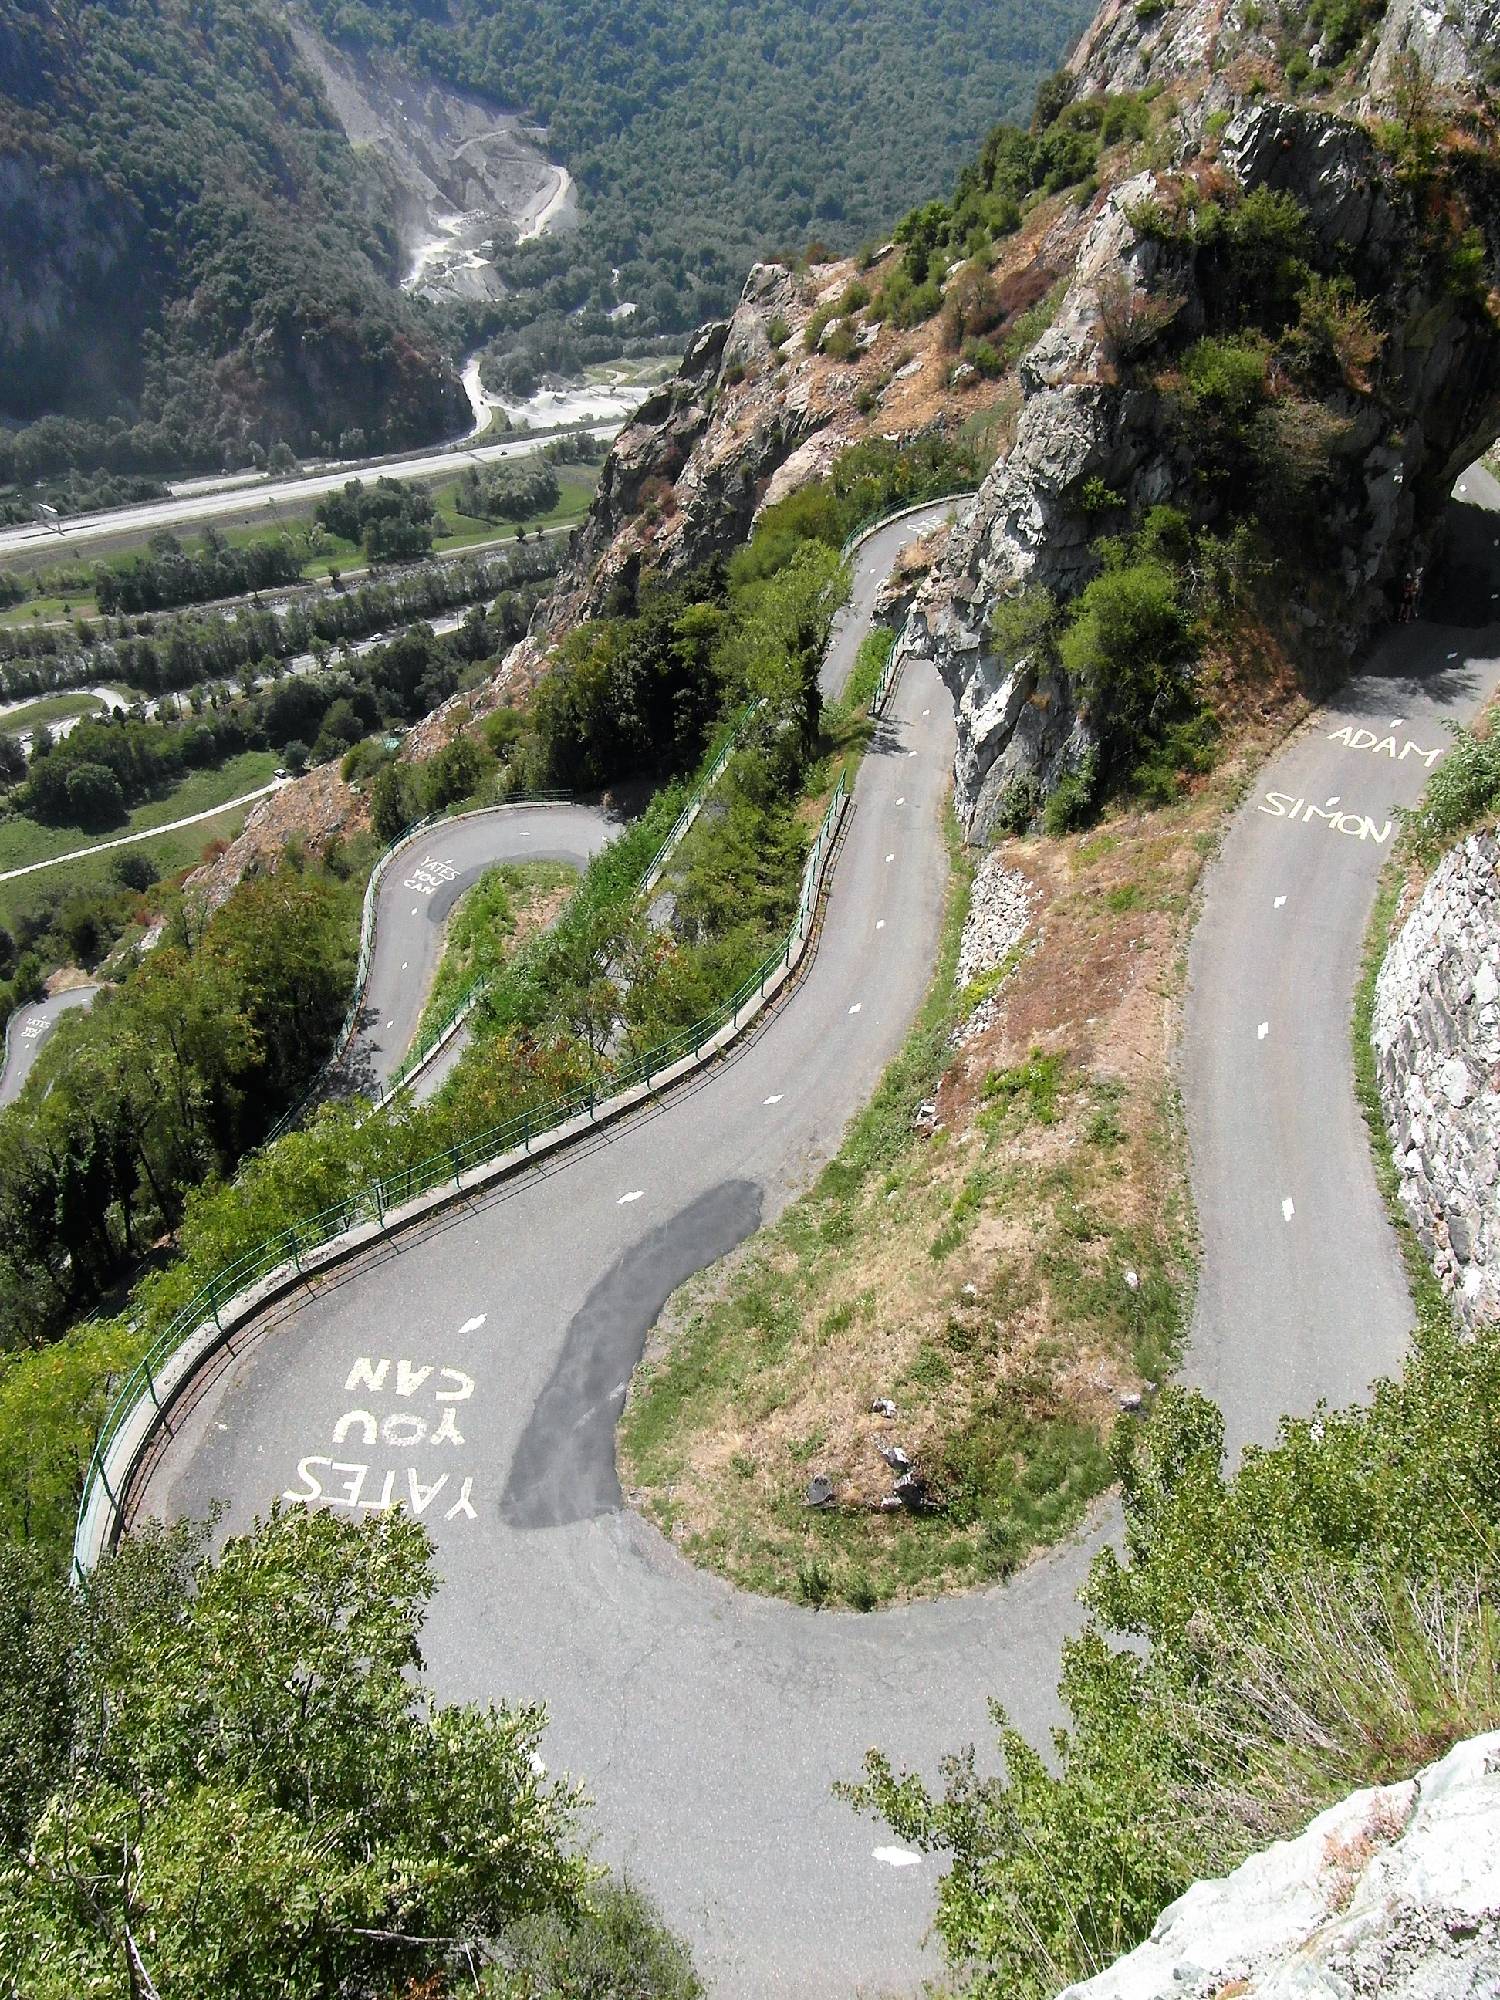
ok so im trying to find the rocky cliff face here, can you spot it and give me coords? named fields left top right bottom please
left=1373, top=828, right=1500, bottom=1327
left=1056, top=1731, right=1500, bottom=2000
left=493, top=240, right=1017, bottom=701
left=897, top=4, right=1500, bottom=836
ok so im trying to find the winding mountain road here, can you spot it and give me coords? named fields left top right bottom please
left=134, top=483, right=1499, bottom=1994
left=0, top=984, right=102, bottom=1108
left=349, top=804, right=615, bottom=1100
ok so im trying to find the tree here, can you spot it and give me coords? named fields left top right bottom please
left=0, top=1508, right=592, bottom=1998
left=63, top=761, right=126, bottom=829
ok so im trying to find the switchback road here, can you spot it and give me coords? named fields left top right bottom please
left=0, top=983, right=102, bottom=1108
left=137, top=479, right=1500, bottom=1993
left=350, top=803, right=615, bottom=1099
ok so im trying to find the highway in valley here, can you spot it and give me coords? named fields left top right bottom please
left=124, top=478, right=1500, bottom=1993
left=0, top=424, right=619, bottom=564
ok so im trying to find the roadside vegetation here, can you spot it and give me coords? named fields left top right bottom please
left=620, top=706, right=1290, bottom=1605
left=0, top=1505, right=701, bottom=1997
left=415, top=859, right=578, bottom=1046
left=0, top=447, right=601, bottom=627
left=848, top=1310, right=1500, bottom=1996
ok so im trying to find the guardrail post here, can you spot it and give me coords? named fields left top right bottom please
left=523, top=1109, right=531, bottom=1152
left=373, top=1179, right=386, bottom=1229
left=450, top=1145, right=463, bottom=1186
left=143, top=1355, right=164, bottom=1416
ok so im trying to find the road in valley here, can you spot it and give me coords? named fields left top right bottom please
left=132, top=479, right=1500, bottom=1993
left=0, top=427, right=618, bottom=564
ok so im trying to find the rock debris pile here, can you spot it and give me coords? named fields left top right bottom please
left=953, top=851, right=1035, bottom=1044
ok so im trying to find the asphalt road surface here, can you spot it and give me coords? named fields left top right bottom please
left=139, top=478, right=1500, bottom=1994
left=0, top=984, right=101, bottom=1107
left=1184, top=464, right=1500, bottom=1454
left=349, top=804, right=616, bottom=1098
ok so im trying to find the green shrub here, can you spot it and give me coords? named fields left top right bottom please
left=848, top=1314, right=1500, bottom=1999
left=1401, top=721, right=1500, bottom=861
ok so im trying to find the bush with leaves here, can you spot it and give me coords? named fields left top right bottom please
left=0, top=1506, right=697, bottom=1999
left=847, top=1311, right=1500, bottom=1999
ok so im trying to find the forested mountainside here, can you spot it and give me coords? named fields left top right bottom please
left=0, top=0, right=1096, bottom=492
left=0, top=0, right=465, bottom=482
left=302, top=0, right=1096, bottom=337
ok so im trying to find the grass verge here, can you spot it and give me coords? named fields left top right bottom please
left=0, top=750, right=278, bottom=876
left=414, top=859, right=578, bottom=1043
left=619, top=734, right=1289, bottom=1608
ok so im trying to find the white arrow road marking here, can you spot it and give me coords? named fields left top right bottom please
left=618, top=1189, right=644, bottom=1204
left=849, top=1002, right=862, bottom=1014
left=458, top=1315, right=487, bottom=1335
left=1282, top=1197, right=1296, bottom=1222
left=873, top=1847, right=922, bottom=1870
left=764, top=1094, right=784, bottom=1105
left=1274, top=895, right=1287, bottom=909
left=1257, top=1022, right=1269, bottom=1040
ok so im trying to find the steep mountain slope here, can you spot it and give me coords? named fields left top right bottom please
left=0, top=0, right=465, bottom=482
left=493, top=0, right=1500, bottom=843
left=294, top=0, right=1099, bottom=332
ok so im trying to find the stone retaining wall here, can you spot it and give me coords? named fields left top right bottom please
left=1372, top=829, right=1499, bottom=1328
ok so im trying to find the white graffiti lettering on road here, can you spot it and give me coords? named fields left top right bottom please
left=1257, top=791, right=1393, bottom=844
left=1327, top=724, right=1442, bottom=766
left=283, top=1459, right=476, bottom=1521
left=283, top=1353, right=479, bottom=1524
left=402, top=855, right=456, bottom=896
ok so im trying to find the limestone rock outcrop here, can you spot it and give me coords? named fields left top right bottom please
left=1058, top=1731, right=1500, bottom=2000
left=1373, top=829, right=1500, bottom=1328
left=896, top=53, right=1500, bottom=837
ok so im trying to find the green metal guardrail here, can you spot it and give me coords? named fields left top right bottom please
left=72, top=492, right=960, bottom=1569
left=73, top=767, right=848, bottom=1581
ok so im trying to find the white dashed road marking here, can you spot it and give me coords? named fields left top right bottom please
left=764, top=1094, right=784, bottom=1105
left=618, top=1190, right=644, bottom=1205
left=458, top=1315, right=487, bottom=1335
left=876, top=920, right=886, bottom=929
left=1274, top=895, right=1286, bottom=909
left=401, top=960, right=408, bottom=970
left=1282, top=1197, right=1296, bottom=1222
left=896, top=796, right=906, bottom=805
left=1257, top=1022, right=1269, bottom=1040
left=885, top=853, right=895, bottom=863
left=873, top=1847, right=922, bottom=1870
left=849, top=1003, right=862, bottom=1014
